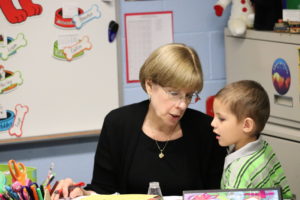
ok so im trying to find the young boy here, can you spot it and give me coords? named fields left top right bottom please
left=211, top=80, right=293, bottom=199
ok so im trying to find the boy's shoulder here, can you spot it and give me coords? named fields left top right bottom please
left=231, top=139, right=277, bottom=168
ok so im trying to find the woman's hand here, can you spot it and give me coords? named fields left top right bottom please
left=51, top=178, right=91, bottom=200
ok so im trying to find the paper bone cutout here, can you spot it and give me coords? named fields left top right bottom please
left=63, top=36, right=92, bottom=61
left=0, top=71, right=23, bottom=94
left=9, top=104, right=29, bottom=137
left=0, top=33, right=27, bottom=60
left=72, top=4, right=101, bottom=29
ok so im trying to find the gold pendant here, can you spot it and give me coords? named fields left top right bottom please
left=159, top=152, right=164, bottom=158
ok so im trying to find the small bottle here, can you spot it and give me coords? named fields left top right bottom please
left=147, top=182, right=163, bottom=200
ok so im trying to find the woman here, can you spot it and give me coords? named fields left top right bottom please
left=52, top=43, right=226, bottom=200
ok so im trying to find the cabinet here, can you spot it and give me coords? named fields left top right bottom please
left=225, top=28, right=300, bottom=198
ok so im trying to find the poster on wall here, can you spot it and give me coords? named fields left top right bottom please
left=124, top=11, right=174, bottom=83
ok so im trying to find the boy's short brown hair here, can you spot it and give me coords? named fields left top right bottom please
left=215, top=80, right=270, bottom=135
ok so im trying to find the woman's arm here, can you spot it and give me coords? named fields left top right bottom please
left=84, top=112, right=120, bottom=194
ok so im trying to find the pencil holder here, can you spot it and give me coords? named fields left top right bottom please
left=0, top=164, right=37, bottom=185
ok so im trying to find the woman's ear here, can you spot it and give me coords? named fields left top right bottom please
left=145, top=80, right=153, bottom=96
left=242, top=117, right=255, bottom=134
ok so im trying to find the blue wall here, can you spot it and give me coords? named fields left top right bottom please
left=0, top=0, right=229, bottom=185
left=121, top=0, right=229, bottom=112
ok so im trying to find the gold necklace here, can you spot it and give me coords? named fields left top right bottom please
left=148, top=122, right=179, bottom=159
left=155, top=140, right=169, bottom=159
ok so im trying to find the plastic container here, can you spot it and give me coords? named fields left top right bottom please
left=147, top=182, right=163, bottom=200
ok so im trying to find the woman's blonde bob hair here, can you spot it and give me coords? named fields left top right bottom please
left=139, top=43, right=203, bottom=93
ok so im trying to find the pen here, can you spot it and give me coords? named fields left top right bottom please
left=54, top=182, right=86, bottom=196
left=68, top=182, right=85, bottom=191
left=42, top=163, right=55, bottom=187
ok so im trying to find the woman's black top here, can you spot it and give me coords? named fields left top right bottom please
left=85, top=100, right=227, bottom=195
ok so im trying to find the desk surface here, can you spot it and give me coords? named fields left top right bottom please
left=72, top=195, right=182, bottom=200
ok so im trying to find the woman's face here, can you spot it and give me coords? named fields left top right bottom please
left=146, top=80, right=193, bottom=127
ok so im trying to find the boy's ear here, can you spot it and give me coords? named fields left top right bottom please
left=242, top=117, right=255, bottom=133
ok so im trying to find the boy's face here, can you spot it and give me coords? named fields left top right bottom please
left=211, top=98, right=254, bottom=151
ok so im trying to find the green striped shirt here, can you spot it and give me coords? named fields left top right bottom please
left=221, top=138, right=293, bottom=199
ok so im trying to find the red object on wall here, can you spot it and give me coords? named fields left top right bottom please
left=206, top=95, right=215, bottom=117
left=0, top=0, right=43, bottom=24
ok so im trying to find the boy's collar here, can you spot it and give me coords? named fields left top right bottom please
left=224, top=137, right=264, bottom=169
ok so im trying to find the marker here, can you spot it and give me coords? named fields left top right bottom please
left=5, top=185, right=19, bottom=200
left=30, top=185, right=39, bottom=200
left=36, top=188, right=43, bottom=200
left=2, top=192, right=11, bottom=200
left=22, top=187, right=30, bottom=200
left=41, top=185, right=45, bottom=197
left=47, top=175, right=55, bottom=186
left=0, top=194, right=4, bottom=200
left=46, top=184, right=51, bottom=192
left=42, top=174, right=55, bottom=187
left=108, top=21, right=118, bottom=42
left=50, top=181, right=59, bottom=196
left=43, top=188, right=51, bottom=200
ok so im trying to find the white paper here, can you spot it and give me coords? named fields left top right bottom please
left=125, top=12, right=173, bottom=82
left=164, top=196, right=182, bottom=200
left=57, top=34, right=79, bottom=49
left=62, top=3, right=79, bottom=18
left=0, top=104, right=7, bottom=119
left=283, top=9, right=300, bottom=21
left=0, top=65, right=5, bottom=80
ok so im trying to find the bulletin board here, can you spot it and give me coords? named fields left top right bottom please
left=0, top=0, right=121, bottom=144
